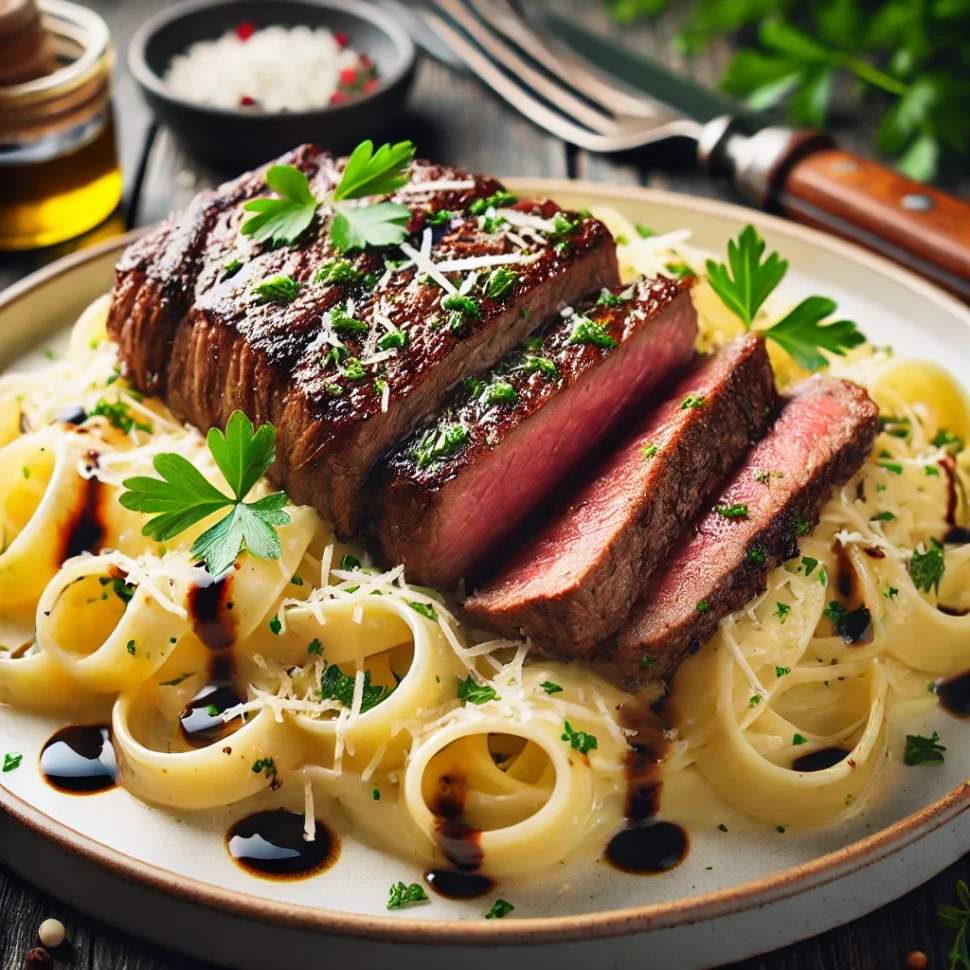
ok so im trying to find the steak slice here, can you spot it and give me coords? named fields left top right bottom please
left=108, top=145, right=620, bottom=536
left=465, top=333, right=776, bottom=654
left=609, top=375, right=879, bottom=686
left=369, top=275, right=699, bottom=589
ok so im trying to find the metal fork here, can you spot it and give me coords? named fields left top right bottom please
left=423, top=0, right=701, bottom=152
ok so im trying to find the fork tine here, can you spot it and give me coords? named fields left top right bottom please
left=430, top=0, right=624, bottom=136
left=471, top=0, right=663, bottom=121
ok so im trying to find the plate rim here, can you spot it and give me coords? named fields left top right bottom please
left=1, top=180, right=968, bottom=946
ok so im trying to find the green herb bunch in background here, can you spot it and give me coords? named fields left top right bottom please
left=607, top=0, right=970, bottom=180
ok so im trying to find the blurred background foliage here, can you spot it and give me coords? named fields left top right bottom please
left=606, top=0, right=970, bottom=182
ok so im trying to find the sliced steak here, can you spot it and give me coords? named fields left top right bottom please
left=609, top=375, right=879, bottom=686
left=465, top=333, right=776, bottom=654
left=108, top=145, right=620, bottom=536
left=370, top=276, right=699, bottom=589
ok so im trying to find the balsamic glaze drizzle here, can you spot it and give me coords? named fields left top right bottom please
left=226, top=810, right=339, bottom=879
left=40, top=724, right=117, bottom=794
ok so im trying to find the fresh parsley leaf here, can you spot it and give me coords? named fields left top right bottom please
left=2, top=752, right=22, bottom=772
left=541, top=681, right=563, bottom=695
left=870, top=511, right=896, bottom=522
left=407, top=600, right=439, bottom=622
left=773, top=602, right=791, bottom=622
left=486, top=267, right=518, bottom=300
left=642, top=443, right=658, bottom=458
left=377, top=329, right=407, bottom=351
left=793, top=733, right=807, bottom=745
left=567, top=315, right=618, bottom=349
left=706, top=226, right=864, bottom=370
left=776, top=666, right=791, bottom=677
left=91, top=398, right=152, bottom=435
left=561, top=720, right=597, bottom=754
left=340, top=554, right=362, bottom=571
left=904, top=731, right=946, bottom=766
left=938, top=879, right=970, bottom=970
left=484, top=381, right=518, bottom=406
left=120, top=411, right=290, bottom=575
left=252, top=757, right=277, bottom=778
left=333, top=140, right=416, bottom=201
left=519, top=355, right=560, bottom=381
left=314, top=259, right=362, bottom=285
left=910, top=537, right=945, bottom=594
left=470, top=191, right=517, bottom=215
left=413, top=424, right=469, bottom=469
left=681, top=396, right=706, bottom=409
left=308, top=639, right=323, bottom=655
left=331, top=202, right=412, bottom=253
left=387, top=882, right=429, bottom=910
left=241, top=164, right=318, bottom=246
left=933, top=429, right=965, bottom=454
left=457, top=674, right=498, bottom=706
left=252, top=275, right=301, bottom=304
left=715, top=503, right=749, bottom=519
left=485, top=899, right=514, bottom=919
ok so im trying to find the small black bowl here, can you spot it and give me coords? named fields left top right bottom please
left=129, top=0, right=416, bottom=167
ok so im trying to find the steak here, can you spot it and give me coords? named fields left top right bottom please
left=465, top=333, right=776, bottom=653
left=609, top=375, right=879, bottom=686
left=108, top=145, right=619, bottom=536
left=370, top=276, right=698, bottom=589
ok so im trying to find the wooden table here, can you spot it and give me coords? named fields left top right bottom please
left=0, top=1, right=967, bottom=967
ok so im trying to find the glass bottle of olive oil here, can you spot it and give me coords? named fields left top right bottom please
left=0, top=1, right=122, bottom=250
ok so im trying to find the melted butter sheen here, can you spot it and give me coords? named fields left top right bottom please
left=40, top=725, right=117, bottom=794
left=226, top=810, right=339, bottom=880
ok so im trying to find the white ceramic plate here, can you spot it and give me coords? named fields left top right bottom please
left=0, top=182, right=967, bottom=970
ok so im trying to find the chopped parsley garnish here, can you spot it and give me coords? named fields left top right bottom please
left=426, top=209, right=457, bottom=226
left=2, top=752, right=22, bottom=772
left=776, top=825, right=787, bottom=834
left=221, top=257, right=243, bottom=280
left=715, top=503, right=749, bottom=520
left=878, top=415, right=911, bottom=440
left=597, top=288, right=632, bottom=308
left=486, top=268, right=518, bottom=300
left=818, top=566, right=828, bottom=587
left=745, top=547, right=765, bottom=566
left=100, top=575, right=135, bottom=605
left=718, top=824, right=728, bottom=832
left=252, top=757, right=277, bottom=778
left=793, top=734, right=807, bottom=745
left=414, top=423, right=469, bottom=469
left=640, top=654, right=658, bottom=670
left=706, top=225, right=865, bottom=371
left=320, top=663, right=389, bottom=713
left=252, top=275, right=301, bottom=304
left=519, top=354, right=560, bottom=381
left=269, top=615, right=282, bottom=635
left=330, top=306, right=369, bottom=334
left=773, top=602, right=791, bottom=623
left=550, top=212, right=581, bottom=241
left=387, top=882, right=429, bottom=910
left=926, top=466, right=942, bottom=477
left=372, top=787, right=380, bottom=801
left=341, top=358, right=367, bottom=380
left=932, top=429, right=964, bottom=454
left=680, top=396, right=705, bottom=409
left=801, top=556, right=819, bottom=575
left=484, top=381, right=518, bottom=406
left=561, top=720, right=597, bottom=754
left=408, top=600, right=439, bottom=622
left=776, top=666, right=791, bottom=677
left=90, top=398, right=152, bottom=435
left=884, top=586, right=900, bottom=599
left=697, top=599, right=710, bottom=613
left=636, top=224, right=654, bottom=238
left=749, top=695, right=762, bottom=707
left=457, top=674, right=498, bottom=706
left=329, top=140, right=415, bottom=252
left=314, top=260, right=362, bottom=285
left=910, top=538, right=945, bottom=594
left=308, top=639, right=323, bottom=655
left=793, top=514, right=812, bottom=537
left=567, top=315, right=618, bottom=350
left=120, top=411, right=291, bottom=576
left=442, top=293, right=482, bottom=331
left=340, top=554, right=362, bottom=571
left=904, top=731, right=945, bottom=766
left=541, top=681, right=563, bottom=695
left=485, top=899, right=514, bottom=920
left=870, top=511, right=896, bottom=522
left=465, top=378, right=486, bottom=397
left=470, top=191, right=517, bottom=215
left=642, top=443, right=658, bottom=459
left=291, top=576, right=304, bottom=586
left=665, top=262, right=697, bottom=280
left=126, top=640, right=136, bottom=656
left=878, top=459, right=904, bottom=475
left=377, top=329, right=407, bottom=351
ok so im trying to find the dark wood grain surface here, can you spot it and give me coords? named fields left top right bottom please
left=0, top=0, right=967, bottom=967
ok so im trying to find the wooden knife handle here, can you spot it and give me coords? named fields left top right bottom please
left=775, top=148, right=970, bottom=301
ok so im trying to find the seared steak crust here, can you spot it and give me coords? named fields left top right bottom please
left=108, top=145, right=620, bottom=536
left=466, top=334, right=776, bottom=655
left=610, top=375, right=879, bottom=686
left=370, top=276, right=698, bottom=589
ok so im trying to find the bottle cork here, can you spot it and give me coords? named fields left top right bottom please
left=0, top=0, right=58, bottom=86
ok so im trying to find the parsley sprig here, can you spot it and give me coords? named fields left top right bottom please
left=240, top=140, right=416, bottom=254
left=939, top=880, right=970, bottom=970
left=706, top=225, right=865, bottom=371
left=120, top=411, right=290, bottom=576
left=904, top=731, right=946, bottom=766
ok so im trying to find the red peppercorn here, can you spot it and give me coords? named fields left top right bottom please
left=25, top=949, right=51, bottom=968
left=363, top=78, right=379, bottom=94
left=236, top=20, right=256, bottom=41
left=339, top=68, right=357, bottom=88
left=330, top=91, right=348, bottom=105
left=239, top=95, right=256, bottom=106
left=334, top=31, right=349, bottom=49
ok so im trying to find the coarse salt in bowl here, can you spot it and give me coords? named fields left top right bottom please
left=164, top=23, right=377, bottom=112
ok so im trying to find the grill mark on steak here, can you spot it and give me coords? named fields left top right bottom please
left=370, top=276, right=698, bottom=589
left=107, top=146, right=620, bottom=537
left=609, top=375, right=879, bottom=686
left=466, top=334, right=777, bottom=655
